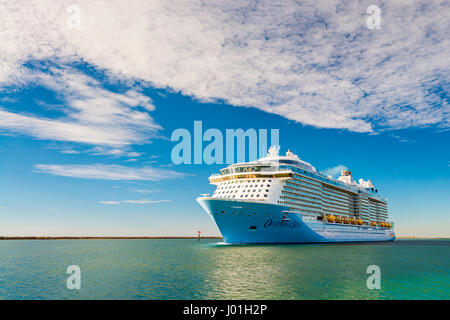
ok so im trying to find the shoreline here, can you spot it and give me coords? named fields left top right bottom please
left=0, top=236, right=223, bottom=240
left=0, top=236, right=448, bottom=240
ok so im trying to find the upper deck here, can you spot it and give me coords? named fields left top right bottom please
left=209, top=146, right=387, bottom=203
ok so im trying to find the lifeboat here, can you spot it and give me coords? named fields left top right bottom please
left=326, top=215, right=335, bottom=222
left=343, top=217, right=350, bottom=224
left=370, top=221, right=377, bottom=227
left=387, top=223, right=392, bottom=228
left=335, top=216, right=342, bottom=223
left=350, top=218, right=357, bottom=225
left=357, top=219, right=363, bottom=225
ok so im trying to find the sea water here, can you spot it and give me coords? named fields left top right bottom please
left=0, top=239, right=448, bottom=299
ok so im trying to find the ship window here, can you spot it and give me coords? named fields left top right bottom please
left=267, top=184, right=270, bottom=187
left=249, top=226, right=257, bottom=230
left=264, top=195, right=268, bottom=197
left=266, top=189, right=269, bottom=192
left=245, top=195, right=248, bottom=197
left=269, top=180, right=272, bottom=182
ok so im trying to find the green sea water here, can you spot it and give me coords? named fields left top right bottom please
left=0, top=239, right=448, bottom=300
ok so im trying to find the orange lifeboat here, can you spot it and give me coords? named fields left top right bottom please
left=357, top=219, right=363, bottom=225
left=350, top=218, right=357, bottom=225
left=370, top=221, right=377, bottom=227
left=326, top=215, right=335, bottom=223
left=387, top=223, right=392, bottom=228
left=343, top=217, right=350, bottom=224
left=335, top=216, right=343, bottom=223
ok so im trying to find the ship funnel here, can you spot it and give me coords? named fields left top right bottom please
left=338, top=169, right=353, bottom=184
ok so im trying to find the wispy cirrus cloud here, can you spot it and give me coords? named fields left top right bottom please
left=133, top=189, right=155, bottom=194
left=99, top=199, right=170, bottom=205
left=0, top=0, right=448, bottom=133
left=34, top=164, right=185, bottom=181
left=98, top=201, right=121, bottom=205
left=0, top=66, right=160, bottom=152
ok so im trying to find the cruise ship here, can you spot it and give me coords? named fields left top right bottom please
left=197, top=146, right=395, bottom=244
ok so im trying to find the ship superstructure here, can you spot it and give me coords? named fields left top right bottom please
left=197, top=146, right=395, bottom=243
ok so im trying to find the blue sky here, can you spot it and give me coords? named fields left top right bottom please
left=0, top=1, right=449, bottom=237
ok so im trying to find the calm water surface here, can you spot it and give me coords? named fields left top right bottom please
left=0, top=239, right=448, bottom=299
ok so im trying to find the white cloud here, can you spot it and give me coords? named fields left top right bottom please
left=134, top=189, right=154, bottom=194
left=0, top=0, right=448, bottom=132
left=323, top=165, right=348, bottom=178
left=123, top=199, right=170, bottom=204
left=60, top=149, right=80, bottom=154
left=389, top=134, right=416, bottom=144
left=0, top=66, right=160, bottom=151
left=99, top=199, right=170, bottom=204
left=127, top=152, right=142, bottom=158
left=0, top=97, right=16, bottom=103
left=34, top=163, right=185, bottom=181
left=99, top=201, right=121, bottom=205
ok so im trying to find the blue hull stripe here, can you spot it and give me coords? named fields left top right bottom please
left=198, top=198, right=395, bottom=244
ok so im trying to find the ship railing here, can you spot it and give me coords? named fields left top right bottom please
left=200, top=197, right=274, bottom=204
